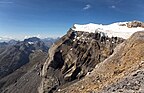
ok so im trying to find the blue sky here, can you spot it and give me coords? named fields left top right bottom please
left=0, top=0, right=144, bottom=40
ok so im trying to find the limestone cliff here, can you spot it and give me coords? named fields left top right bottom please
left=39, top=29, right=124, bottom=93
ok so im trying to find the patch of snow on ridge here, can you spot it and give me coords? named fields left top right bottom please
left=28, top=42, right=34, bottom=45
left=72, top=22, right=144, bottom=39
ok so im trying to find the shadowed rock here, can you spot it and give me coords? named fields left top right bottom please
left=39, top=29, right=124, bottom=93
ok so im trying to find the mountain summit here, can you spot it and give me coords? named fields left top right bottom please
left=1, top=21, right=144, bottom=93
left=72, top=21, right=144, bottom=39
left=39, top=21, right=144, bottom=93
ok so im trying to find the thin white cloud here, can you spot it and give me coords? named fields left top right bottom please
left=0, top=1, right=13, bottom=4
left=83, top=4, right=91, bottom=10
left=107, top=0, right=123, bottom=4
left=24, top=34, right=41, bottom=39
left=111, top=5, right=116, bottom=8
left=0, top=36, right=13, bottom=42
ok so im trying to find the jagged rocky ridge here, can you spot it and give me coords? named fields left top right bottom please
left=0, top=21, right=143, bottom=93
left=39, top=29, right=124, bottom=93
left=57, top=31, right=144, bottom=93
left=39, top=21, right=144, bottom=93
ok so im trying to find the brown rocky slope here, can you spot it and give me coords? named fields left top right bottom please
left=56, top=31, right=144, bottom=93
left=39, top=21, right=144, bottom=93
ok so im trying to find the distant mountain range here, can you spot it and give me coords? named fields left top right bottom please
left=0, top=37, right=59, bottom=93
left=0, top=36, right=59, bottom=43
left=1, top=21, right=144, bottom=93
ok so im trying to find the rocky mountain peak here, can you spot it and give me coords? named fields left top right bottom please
left=1, top=21, right=144, bottom=93
left=58, top=31, right=144, bottom=93
left=24, top=37, right=41, bottom=43
left=39, top=28, right=124, bottom=93
left=38, top=21, right=144, bottom=93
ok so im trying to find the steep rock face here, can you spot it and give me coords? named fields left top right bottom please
left=58, top=31, right=144, bottom=93
left=39, top=29, right=124, bottom=93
